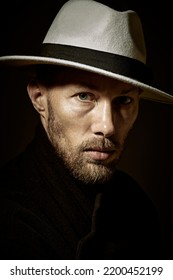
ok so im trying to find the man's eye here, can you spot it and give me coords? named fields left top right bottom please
left=78, top=92, right=94, bottom=101
left=115, top=96, right=133, bottom=105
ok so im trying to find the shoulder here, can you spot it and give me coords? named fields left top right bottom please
left=0, top=149, right=45, bottom=233
left=105, top=169, right=156, bottom=213
left=0, top=143, right=41, bottom=193
left=110, top=168, right=145, bottom=195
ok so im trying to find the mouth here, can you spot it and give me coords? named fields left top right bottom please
left=84, top=147, right=116, bottom=161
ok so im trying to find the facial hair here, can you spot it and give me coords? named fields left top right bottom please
left=47, top=99, right=125, bottom=185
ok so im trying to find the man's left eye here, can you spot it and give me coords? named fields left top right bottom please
left=115, top=96, right=133, bottom=105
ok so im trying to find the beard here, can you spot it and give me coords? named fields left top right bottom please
left=47, top=100, right=124, bottom=185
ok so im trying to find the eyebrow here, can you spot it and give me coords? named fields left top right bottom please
left=77, top=82, right=98, bottom=91
left=77, top=82, right=139, bottom=94
left=121, top=87, right=140, bottom=94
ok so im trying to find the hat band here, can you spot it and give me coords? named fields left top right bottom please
left=40, top=43, right=152, bottom=85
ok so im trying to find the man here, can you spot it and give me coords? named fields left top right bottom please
left=0, top=0, right=173, bottom=260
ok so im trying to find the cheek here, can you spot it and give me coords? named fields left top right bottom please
left=52, top=104, right=91, bottom=143
left=123, top=101, right=139, bottom=122
left=116, top=105, right=139, bottom=134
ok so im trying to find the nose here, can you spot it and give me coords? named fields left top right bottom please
left=91, top=100, right=115, bottom=138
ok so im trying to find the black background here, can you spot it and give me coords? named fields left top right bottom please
left=1, top=0, right=173, bottom=252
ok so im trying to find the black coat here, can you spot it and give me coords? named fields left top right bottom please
left=0, top=124, right=163, bottom=260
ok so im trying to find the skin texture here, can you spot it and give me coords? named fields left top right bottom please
left=27, top=68, right=141, bottom=184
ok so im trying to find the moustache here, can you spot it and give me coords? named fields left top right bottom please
left=80, top=137, right=123, bottom=152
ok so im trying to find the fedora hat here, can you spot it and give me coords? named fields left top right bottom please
left=0, top=0, right=173, bottom=104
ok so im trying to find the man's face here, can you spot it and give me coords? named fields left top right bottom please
left=37, top=69, right=140, bottom=184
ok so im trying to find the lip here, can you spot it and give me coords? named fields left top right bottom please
left=84, top=148, right=115, bottom=161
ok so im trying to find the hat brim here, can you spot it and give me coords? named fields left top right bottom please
left=0, top=54, right=173, bottom=105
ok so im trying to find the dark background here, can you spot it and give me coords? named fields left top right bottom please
left=1, top=0, right=173, bottom=253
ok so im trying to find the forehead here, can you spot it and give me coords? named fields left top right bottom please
left=37, top=65, right=137, bottom=92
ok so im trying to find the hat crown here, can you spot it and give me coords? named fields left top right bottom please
left=43, top=0, right=147, bottom=64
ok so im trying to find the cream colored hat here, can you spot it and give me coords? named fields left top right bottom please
left=0, top=0, right=173, bottom=104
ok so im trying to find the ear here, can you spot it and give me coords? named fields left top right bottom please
left=27, top=80, right=47, bottom=118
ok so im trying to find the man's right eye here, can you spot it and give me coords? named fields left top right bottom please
left=77, top=92, right=95, bottom=102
